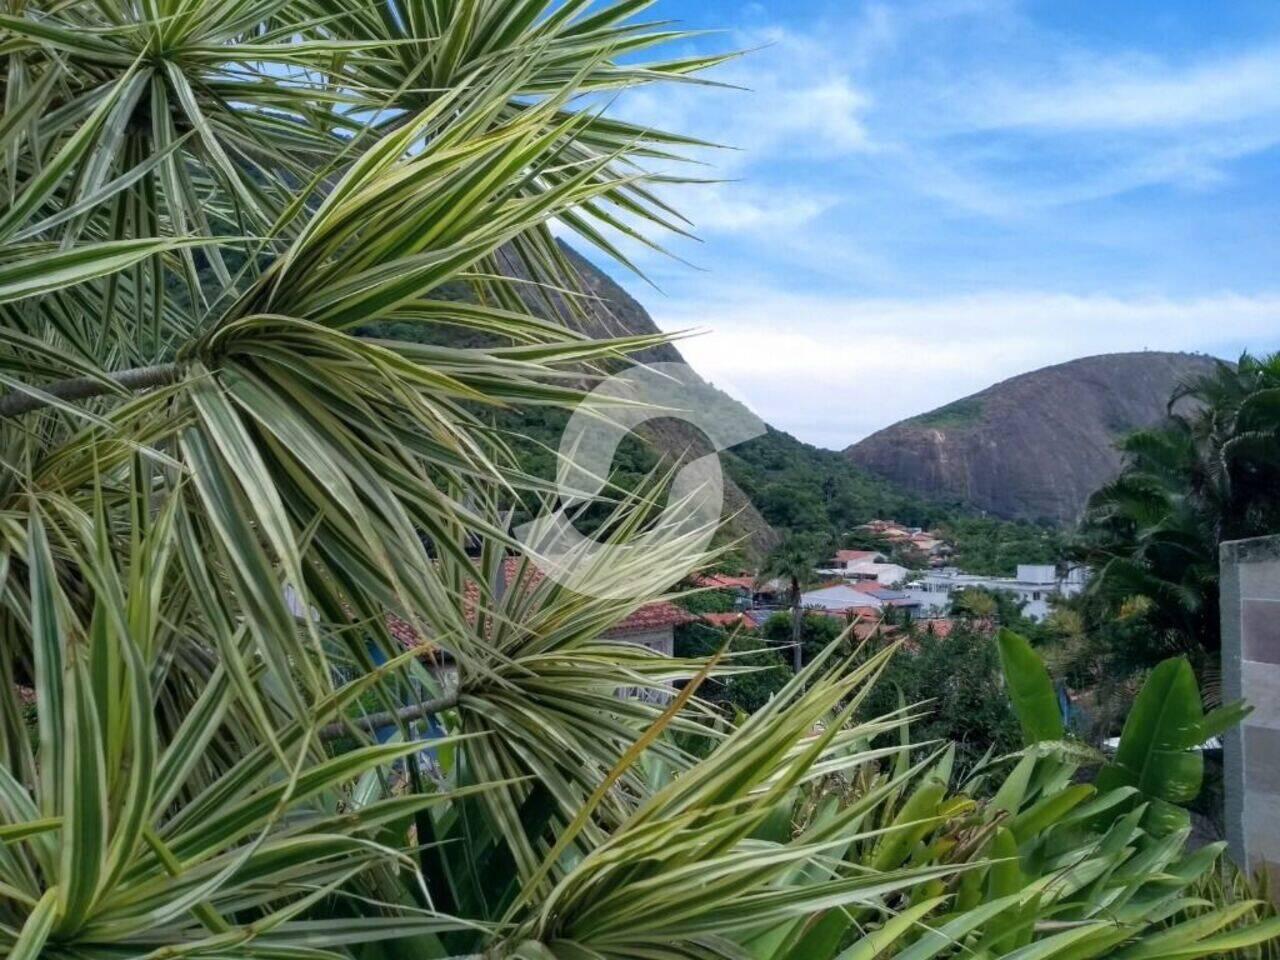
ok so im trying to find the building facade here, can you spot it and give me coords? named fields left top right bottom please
left=906, top=564, right=1086, bottom=621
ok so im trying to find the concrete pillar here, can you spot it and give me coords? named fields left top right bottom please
left=1221, top=534, right=1280, bottom=890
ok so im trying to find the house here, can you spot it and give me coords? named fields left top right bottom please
left=858, top=519, right=915, bottom=541
left=907, top=533, right=946, bottom=557
left=692, top=572, right=754, bottom=598
left=830, top=549, right=886, bottom=568
left=801, top=584, right=882, bottom=613
left=800, top=581, right=920, bottom=615
left=819, top=549, right=910, bottom=587
left=604, top=600, right=696, bottom=655
left=700, top=612, right=757, bottom=631
left=691, top=572, right=783, bottom=607
left=843, top=610, right=900, bottom=643
left=847, top=560, right=910, bottom=586
left=915, top=618, right=956, bottom=639
left=906, top=564, right=1087, bottom=621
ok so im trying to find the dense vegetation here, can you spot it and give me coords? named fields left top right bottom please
left=1, top=1, right=1276, bottom=958
left=859, top=624, right=1023, bottom=775
left=725, top=428, right=1070, bottom=573
left=673, top=621, right=790, bottom=714
left=1072, top=352, right=1280, bottom=680
left=353, top=354, right=1071, bottom=574
left=724, top=427, right=945, bottom=535
left=936, top=517, right=1067, bottom=576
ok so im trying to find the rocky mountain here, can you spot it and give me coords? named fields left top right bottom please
left=844, top=351, right=1223, bottom=524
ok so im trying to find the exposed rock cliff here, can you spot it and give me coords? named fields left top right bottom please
left=844, top=352, right=1222, bottom=524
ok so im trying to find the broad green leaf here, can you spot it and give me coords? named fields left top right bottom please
left=997, top=628, right=1063, bottom=745
left=1096, top=657, right=1206, bottom=827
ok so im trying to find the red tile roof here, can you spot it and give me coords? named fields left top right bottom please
left=852, top=621, right=898, bottom=642
left=700, top=612, right=756, bottom=630
left=692, top=573, right=757, bottom=591
left=611, top=601, right=695, bottom=635
left=918, top=618, right=955, bottom=638
left=810, top=607, right=897, bottom=642
left=834, top=549, right=880, bottom=563
left=386, top=613, right=426, bottom=650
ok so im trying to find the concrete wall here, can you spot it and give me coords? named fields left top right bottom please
left=1221, top=534, right=1280, bottom=890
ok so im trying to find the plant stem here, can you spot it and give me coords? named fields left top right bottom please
left=0, top=363, right=182, bottom=419
left=317, top=690, right=460, bottom=742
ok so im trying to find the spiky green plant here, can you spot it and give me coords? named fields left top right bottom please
left=2, top=2, right=1278, bottom=958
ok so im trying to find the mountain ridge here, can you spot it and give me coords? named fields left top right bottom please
left=843, top=350, right=1224, bottom=524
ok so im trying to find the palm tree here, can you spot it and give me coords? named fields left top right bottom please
left=952, top=586, right=999, bottom=622
left=1077, top=351, right=1280, bottom=663
left=759, top=538, right=819, bottom=672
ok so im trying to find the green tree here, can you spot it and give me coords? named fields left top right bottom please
left=1077, top=352, right=1280, bottom=671
left=674, top=622, right=789, bottom=714
left=758, top=537, right=822, bottom=671
left=939, top=517, right=1066, bottom=576
left=951, top=586, right=1000, bottom=621
left=860, top=622, right=1022, bottom=776
left=762, top=609, right=845, bottom=668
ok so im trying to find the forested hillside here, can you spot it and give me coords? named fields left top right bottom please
left=365, top=249, right=1069, bottom=570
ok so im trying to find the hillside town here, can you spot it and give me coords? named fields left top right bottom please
left=690, top=519, right=1086, bottom=645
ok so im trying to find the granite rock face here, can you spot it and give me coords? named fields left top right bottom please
left=844, top=352, right=1223, bottom=524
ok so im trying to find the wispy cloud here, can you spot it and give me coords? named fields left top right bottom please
left=654, top=287, right=1280, bottom=449
left=621, top=26, right=878, bottom=167
left=577, top=1, right=1280, bottom=446
left=970, top=45, right=1280, bottom=132
left=668, top=182, right=835, bottom=235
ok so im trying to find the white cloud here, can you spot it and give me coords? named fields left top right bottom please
left=621, top=27, right=877, bottom=165
left=652, top=287, right=1280, bottom=449
left=616, top=9, right=1280, bottom=235
left=573, top=2, right=1280, bottom=453
left=973, top=45, right=1280, bottom=132
left=672, top=181, right=833, bottom=234
left=907, top=37, right=1280, bottom=202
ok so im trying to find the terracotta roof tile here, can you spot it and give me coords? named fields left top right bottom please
left=610, top=600, right=695, bottom=635
left=834, top=549, right=879, bottom=563
left=918, top=618, right=955, bottom=638
left=692, top=573, right=756, bottom=590
left=699, top=612, right=756, bottom=630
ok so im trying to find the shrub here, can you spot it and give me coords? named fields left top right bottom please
left=860, top=622, right=1022, bottom=776
left=675, top=621, right=790, bottom=713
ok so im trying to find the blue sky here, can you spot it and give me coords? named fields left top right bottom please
left=577, top=0, right=1280, bottom=449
